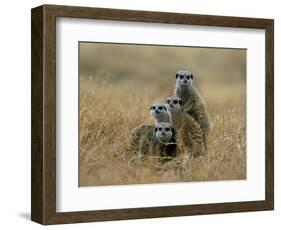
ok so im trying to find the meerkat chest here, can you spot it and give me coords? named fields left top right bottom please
left=176, top=88, right=195, bottom=108
left=170, top=113, right=184, bottom=130
left=177, top=91, right=188, bottom=105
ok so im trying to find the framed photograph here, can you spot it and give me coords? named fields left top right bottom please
left=31, top=4, right=274, bottom=225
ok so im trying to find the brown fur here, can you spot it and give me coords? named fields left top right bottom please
left=171, top=110, right=206, bottom=158
left=176, top=86, right=211, bottom=147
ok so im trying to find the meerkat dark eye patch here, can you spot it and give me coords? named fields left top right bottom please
left=173, top=100, right=178, bottom=104
left=165, top=127, right=170, bottom=132
left=167, top=100, right=171, bottom=104
left=158, top=106, right=163, bottom=110
left=179, top=75, right=184, bottom=80
left=151, top=106, right=156, bottom=110
left=158, top=127, right=162, bottom=131
left=186, top=75, right=191, bottom=80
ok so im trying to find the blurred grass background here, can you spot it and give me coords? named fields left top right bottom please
left=79, top=42, right=246, bottom=186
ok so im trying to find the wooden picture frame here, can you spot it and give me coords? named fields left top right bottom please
left=31, top=4, right=274, bottom=225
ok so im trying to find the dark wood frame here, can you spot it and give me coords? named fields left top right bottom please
left=31, top=4, right=274, bottom=225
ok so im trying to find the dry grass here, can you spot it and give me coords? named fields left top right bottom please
left=79, top=76, right=246, bottom=186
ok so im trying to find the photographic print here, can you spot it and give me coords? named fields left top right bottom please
left=31, top=5, right=274, bottom=224
left=79, top=42, right=246, bottom=186
left=31, top=5, right=273, bottom=224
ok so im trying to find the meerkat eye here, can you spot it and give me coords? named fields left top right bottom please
left=158, top=106, right=163, bottom=110
left=179, top=75, right=184, bottom=80
left=158, top=127, right=162, bottom=131
left=167, top=100, right=171, bottom=104
left=151, top=106, right=156, bottom=110
left=186, top=75, right=190, bottom=80
left=173, top=100, right=178, bottom=104
left=165, top=127, right=170, bottom=132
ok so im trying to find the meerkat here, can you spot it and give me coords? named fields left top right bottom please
left=175, top=70, right=211, bottom=146
left=166, top=96, right=205, bottom=157
left=149, top=102, right=171, bottom=125
left=129, top=122, right=178, bottom=159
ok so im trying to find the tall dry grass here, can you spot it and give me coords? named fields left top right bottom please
left=79, top=76, right=246, bottom=186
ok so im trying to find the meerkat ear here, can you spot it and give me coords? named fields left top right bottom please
left=171, top=127, right=177, bottom=137
left=191, top=74, right=194, bottom=80
left=176, top=73, right=179, bottom=79
left=179, top=100, right=182, bottom=106
left=154, top=127, right=158, bottom=134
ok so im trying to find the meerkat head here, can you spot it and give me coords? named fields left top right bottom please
left=165, top=96, right=182, bottom=114
left=149, top=103, right=171, bottom=124
left=176, top=70, right=193, bottom=88
left=154, top=122, right=176, bottom=144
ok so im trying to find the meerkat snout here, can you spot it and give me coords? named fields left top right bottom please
left=176, top=70, right=193, bottom=88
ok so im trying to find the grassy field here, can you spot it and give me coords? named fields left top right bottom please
left=79, top=43, right=246, bottom=186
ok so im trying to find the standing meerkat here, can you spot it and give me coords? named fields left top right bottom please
left=149, top=102, right=171, bottom=124
left=129, top=122, right=178, bottom=159
left=166, top=96, right=205, bottom=157
left=175, top=70, right=211, bottom=146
